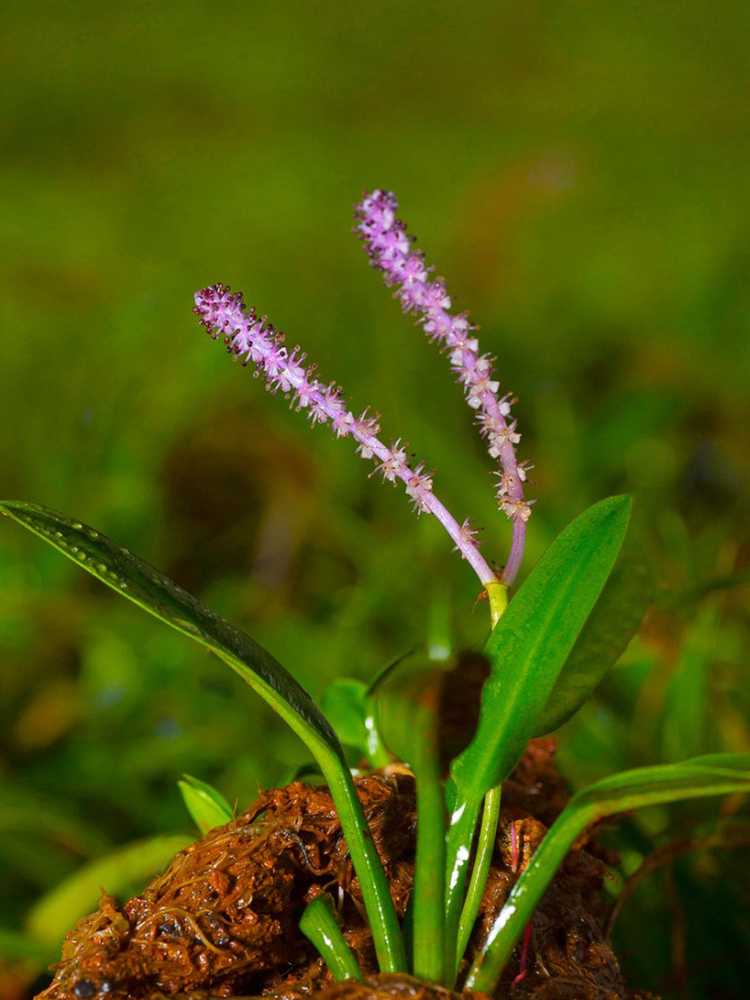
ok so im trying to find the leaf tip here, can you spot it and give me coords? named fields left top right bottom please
left=594, top=494, right=633, bottom=539
left=602, top=493, right=633, bottom=515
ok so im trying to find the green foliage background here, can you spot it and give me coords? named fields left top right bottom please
left=1, top=3, right=748, bottom=997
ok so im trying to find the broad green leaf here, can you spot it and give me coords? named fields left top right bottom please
left=534, top=510, right=653, bottom=734
left=376, top=658, right=441, bottom=767
left=465, top=754, right=750, bottom=993
left=321, top=652, right=413, bottom=767
left=1, top=500, right=405, bottom=972
left=26, top=835, right=192, bottom=950
left=444, top=496, right=631, bottom=964
left=451, top=495, right=632, bottom=800
left=321, top=678, right=369, bottom=750
left=178, top=774, right=233, bottom=834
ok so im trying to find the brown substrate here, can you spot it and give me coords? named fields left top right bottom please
left=37, top=741, right=635, bottom=1000
left=273, top=973, right=482, bottom=1000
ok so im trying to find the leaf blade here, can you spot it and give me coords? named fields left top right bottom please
left=1, top=500, right=406, bottom=973
left=465, top=755, right=750, bottom=993
left=533, top=510, right=653, bottom=734
left=321, top=678, right=369, bottom=750
left=300, top=895, right=364, bottom=982
left=178, top=775, right=234, bottom=834
left=451, top=495, right=632, bottom=800
left=0, top=500, right=344, bottom=761
left=443, top=496, right=631, bottom=963
left=26, top=835, right=193, bottom=950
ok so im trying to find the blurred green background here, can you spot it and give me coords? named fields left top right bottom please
left=1, top=2, right=749, bottom=997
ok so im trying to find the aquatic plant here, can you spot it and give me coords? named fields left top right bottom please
left=3, top=190, right=748, bottom=995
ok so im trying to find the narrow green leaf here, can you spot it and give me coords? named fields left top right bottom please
left=282, top=762, right=327, bottom=784
left=455, top=784, right=501, bottom=972
left=0, top=500, right=342, bottom=760
left=26, top=835, right=192, bottom=950
left=0, top=928, right=52, bottom=965
left=443, top=497, right=631, bottom=963
left=2, top=500, right=406, bottom=973
left=427, top=584, right=453, bottom=661
left=691, top=752, right=750, bottom=769
left=0, top=787, right=109, bottom=855
left=464, top=755, right=750, bottom=993
left=534, top=510, right=653, bottom=734
left=660, top=607, right=714, bottom=762
left=178, top=774, right=233, bottom=834
left=300, top=895, right=363, bottom=982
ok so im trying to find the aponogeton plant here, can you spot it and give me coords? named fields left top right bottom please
left=3, top=189, right=749, bottom=994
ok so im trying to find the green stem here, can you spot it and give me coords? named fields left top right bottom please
left=463, top=806, right=590, bottom=992
left=443, top=794, right=482, bottom=973
left=486, top=580, right=508, bottom=628
left=454, top=784, right=502, bottom=979
left=411, top=685, right=446, bottom=983
left=321, top=758, right=407, bottom=972
left=300, top=896, right=364, bottom=981
left=464, top=761, right=750, bottom=992
left=443, top=569, right=509, bottom=966
left=212, top=653, right=406, bottom=975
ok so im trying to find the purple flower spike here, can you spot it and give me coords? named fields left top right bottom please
left=355, top=190, right=533, bottom=585
left=194, top=284, right=499, bottom=592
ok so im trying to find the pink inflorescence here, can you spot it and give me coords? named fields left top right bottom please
left=355, top=189, right=532, bottom=584
left=194, top=284, right=499, bottom=589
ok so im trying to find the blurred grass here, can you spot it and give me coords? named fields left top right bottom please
left=1, top=2, right=749, bottom=997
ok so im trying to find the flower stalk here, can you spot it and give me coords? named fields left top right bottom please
left=194, top=283, right=500, bottom=599
left=355, top=190, right=532, bottom=585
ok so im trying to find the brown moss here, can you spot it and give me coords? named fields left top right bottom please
left=271, top=972, right=486, bottom=1000
left=37, top=743, right=636, bottom=1000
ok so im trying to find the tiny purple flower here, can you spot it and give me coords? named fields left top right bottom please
left=194, top=283, right=499, bottom=593
left=355, top=189, right=532, bottom=584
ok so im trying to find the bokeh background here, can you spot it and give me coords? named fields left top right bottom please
left=1, top=2, right=749, bottom=997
